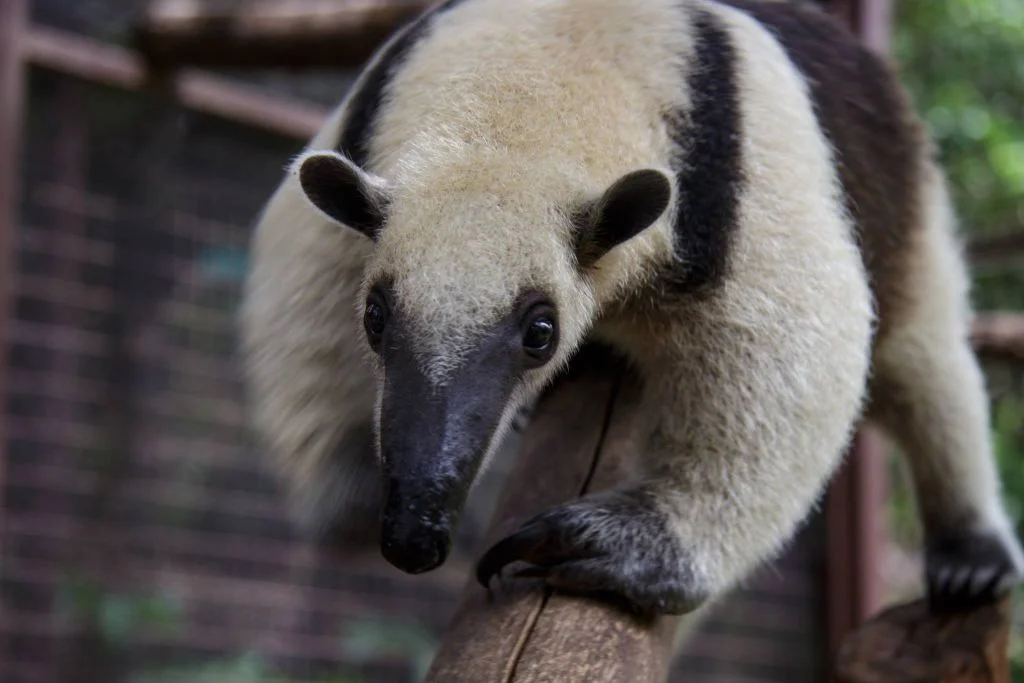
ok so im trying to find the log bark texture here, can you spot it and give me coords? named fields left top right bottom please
left=134, top=0, right=433, bottom=69
left=424, top=345, right=681, bottom=683
left=834, top=596, right=1013, bottom=683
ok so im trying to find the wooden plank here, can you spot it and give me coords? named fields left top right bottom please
left=24, top=25, right=328, bottom=140
left=424, top=346, right=681, bottom=682
left=134, top=0, right=433, bottom=70
left=821, top=1, right=893, bottom=666
left=0, top=0, right=27, bottom=525
left=825, top=428, right=889, bottom=662
left=0, top=0, right=27, bottom=674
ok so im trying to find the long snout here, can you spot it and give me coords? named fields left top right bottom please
left=377, top=344, right=517, bottom=575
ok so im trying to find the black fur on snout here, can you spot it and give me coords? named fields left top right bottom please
left=374, top=294, right=533, bottom=575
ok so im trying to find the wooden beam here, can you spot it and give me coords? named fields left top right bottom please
left=24, top=25, right=329, bottom=140
left=134, top=0, right=433, bottom=70
left=424, top=346, right=681, bottom=682
left=822, top=0, right=893, bottom=667
left=0, top=1, right=26, bottom=506
left=825, top=428, right=889, bottom=663
left=971, top=312, right=1024, bottom=364
left=855, top=0, right=892, bottom=54
left=835, top=596, right=1012, bottom=683
left=0, top=0, right=27, bottom=672
left=968, top=231, right=1024, bottom=269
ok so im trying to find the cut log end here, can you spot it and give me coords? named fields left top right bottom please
left=835, top=596, right=1014, bottom=683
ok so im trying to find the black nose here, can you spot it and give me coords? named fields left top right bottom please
left=379, top=480, right=453, bottom=574
left=380, top=527, right=450, bottom=574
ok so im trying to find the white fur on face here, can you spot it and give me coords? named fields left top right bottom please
left=361, top=160, right=596, bottom=385
left=340, top=0, right=702, bottom=387
left=357, top=0, right=699, bottom=309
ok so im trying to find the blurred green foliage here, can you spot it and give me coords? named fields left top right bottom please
left=894, top=0, right=1024, bottom=238
left=56, top=572, right=183, bottom=646
left=55, top=571, right=437, bottom=682
left=339, top=617, right=439, bottom=683
left=890, top=0, right=1024, bottom=667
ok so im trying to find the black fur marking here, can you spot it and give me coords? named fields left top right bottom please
left=574, top=169, right=673, bottom=270
left=925, top=530, right=1023, bottom=614
left=476, top=488, right=707, bottom=616
left=338, top=0, right=468, bottom=169
left=660, top=10, right=744, bottom=294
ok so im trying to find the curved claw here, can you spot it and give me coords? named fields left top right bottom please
left=475, top=521, right=550, bottom=588
left=927, top=560, right=1019, bottom=613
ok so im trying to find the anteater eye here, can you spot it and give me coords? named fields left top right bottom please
left=520, top=300, right=558, bottom=366
left=524, top=318, right=554, bottom=351
left=518, top=295, right=559, bottom=366
left=364, top=294, right=388, bottom=347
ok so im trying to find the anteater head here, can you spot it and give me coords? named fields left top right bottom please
left=293, top=149, right=671, bottom=574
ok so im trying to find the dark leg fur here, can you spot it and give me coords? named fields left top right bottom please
left=925, top=527, right=1023, bottom=613
left=476, top=487, right=707, bottom=616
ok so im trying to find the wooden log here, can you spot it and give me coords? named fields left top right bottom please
left=133, top=0, right=434, bottom=70
left=424, top=345, right=681, bottom=683
left=835, top=596, right=1013, bottom=683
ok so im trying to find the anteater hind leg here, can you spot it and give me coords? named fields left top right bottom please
left=867, top=171, right=1024, bottom=612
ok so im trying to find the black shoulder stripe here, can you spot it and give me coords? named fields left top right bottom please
left=661, top=9, right=744, bottom=295
left=338, top=0, right=468, bottom=169
left=715, top=0, right=926, bottom=334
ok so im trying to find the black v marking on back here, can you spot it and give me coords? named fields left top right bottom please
left=337, top=0, right=469, bottom=169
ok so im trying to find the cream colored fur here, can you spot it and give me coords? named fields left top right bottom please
left=240, top=0, right=1023, bottom=635
left=237, top=18, right=425, bottom=532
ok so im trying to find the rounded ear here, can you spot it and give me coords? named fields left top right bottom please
left=293, top=150, right=390, bottom=241
left=574, top=169, right=672, bottom=268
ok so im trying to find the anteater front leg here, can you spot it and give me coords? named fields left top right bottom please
left=478, top=299, right=872, bottom=616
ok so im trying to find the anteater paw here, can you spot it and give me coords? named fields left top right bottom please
left=475, top=489, right=707, bottom=616
left=925, top=529, right=1023, bottom=613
